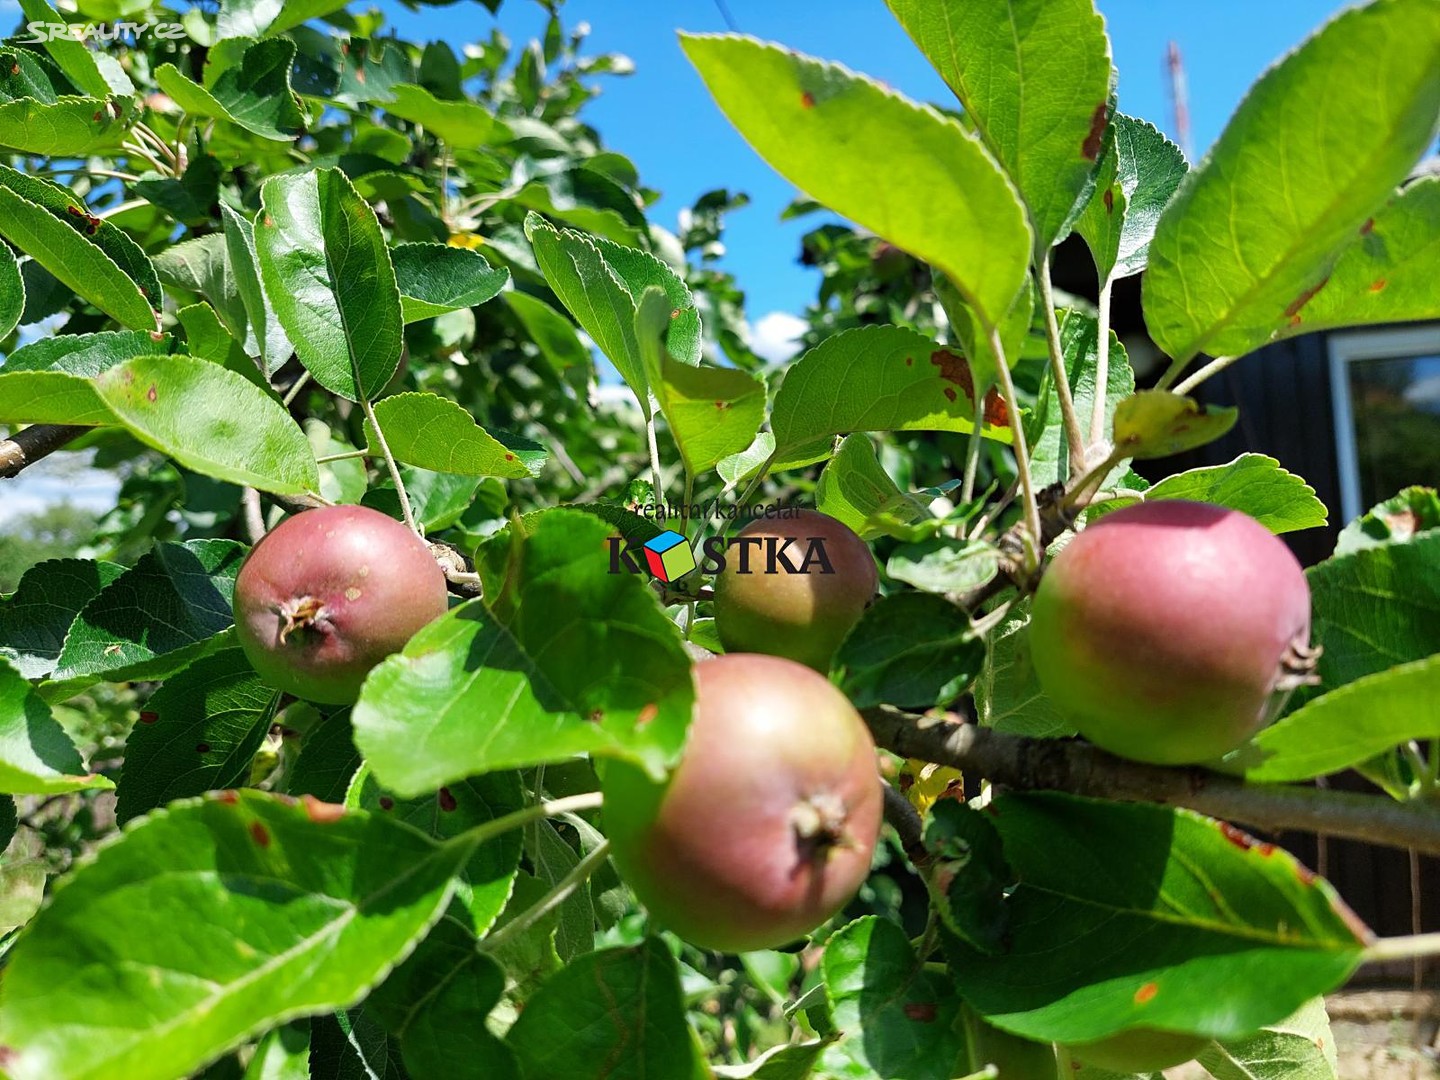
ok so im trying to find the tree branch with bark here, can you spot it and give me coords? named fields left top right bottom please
left=864, top=705, right=1440, bottom=858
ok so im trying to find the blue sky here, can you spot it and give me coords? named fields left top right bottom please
left=383, top=0, right=1350, bottom=325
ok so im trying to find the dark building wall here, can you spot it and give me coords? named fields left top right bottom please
left=1142, top=331, right=1344, bottom=567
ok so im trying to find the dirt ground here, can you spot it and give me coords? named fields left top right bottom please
left=1166, top=991, right=1440, bottom=1078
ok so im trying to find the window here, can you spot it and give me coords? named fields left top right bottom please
left=1328, top=324, right=1440, bottom=524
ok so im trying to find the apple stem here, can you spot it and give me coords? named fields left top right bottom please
left=989, top=325, right=1043, bottom=560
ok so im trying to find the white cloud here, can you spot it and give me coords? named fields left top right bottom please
left=748, top=311, right=807, bottom=365
left=0, top=472, right=121, bottom=527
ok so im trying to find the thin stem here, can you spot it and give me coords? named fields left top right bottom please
left=1090, top=276, right=1113, bottom=447
left=281, top=371, right=311, bottom=407
left=241, top=488, right=265, bottom=544
left=96, top=199, right=145, bottom=220
left=1363, top=933, right=1440, bottom=965
left=481, top=839, right=611, bottom=953
left=84, top=168, right=142, bottom=183
left=133, top=122, right=178, bottom=164
left=315, top=449, right=369, bottom=464
left=448, top=791, right=603, bottom=857
left=1172, top=354, right=1240, bottom=396
left=360, top=396, right=419, bottom=535
left=645, top=412, right=665, bottom=503
left=989, top=326, right=1042, bottom=555
left=1037, top=257, right=1085, bottom=477
left=122, top=142, right=170, bottom=176
left=959, top=397, right=985, bottom=509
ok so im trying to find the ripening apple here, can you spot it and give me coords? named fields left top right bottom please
left=603, top=652, right=882, bottom=952
left=712, top=509, right=878, bottom=671
left=233, top=505, right=448, bottom=704
left=1029, top=500, right=1313, bottom=765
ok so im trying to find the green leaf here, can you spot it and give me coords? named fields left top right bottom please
left=1076, top=114, right=1188, bottom=283
left=1298, top=176, right=1440, bottom=334
left=946, top=793, right=1368, bottom=1044
left=0, top=164, right=161, bottom=305
left=242, top=1023, right=310, bottom=1080
left=1232, top=655, right=1440, bottom=782
left=348, top=768, right=524, bottom=936
left=365, top=915, right=520, bottom=1078
left=1195, top=997, right=1338, bottom=1080
left=362, top=467, right=483, bottom=532
left=382, top=83, right=509, bottom=145
left=94, top=353, right=319, bottom=495
left=886, top=0, right=1113, bottom=253
left=712, top=1040, right=830, bottom=1079
left=505, top=290, right=594, bottom=391
left=823, top=916, right=968, bottom=1080
left=3, top=329, right=168, bottom=376
left=134, top=155, right=222, bottom=227
left=177, top=301, right=250, bottom=371
left=933, top=270, right=1034, bottom=396
left=15, top=0, right=125, bottom=97
left=154, top=38, right=304, bottom=141
left=512, top=166, right=650, bottom=246
left=974, top=599, right=1074, bottom=739
left=1307, top=532, right=1440, bottom=694
left=0, top=237, right=21, bottom=339
left=886, top=537, right=999, bottom=594
left=283, top=709, right=361, bottom=804
left=525, top=214, right=700, bottom=412
left=393, top=243, right=509, bottom=322
left=835, top=592, right=984, bottom=709
left=815, top=434, right=941, bottom=542
left=0, top=95, right=134, bottom=156
left=0, top=187, right=155, bottom=330
left=1029, top=309, right=1134, bottom=487
left=1138, top=455, right=1328, bottom=534
left=115, top=649, right=281, bottom=824
left=1335, top=486, right=1440, bottom=555
left=352, top=510, right=694, bottom=797
left=0, top=45, right=72, bottom=104
left=1142, top=0, right=1440, bottom=364
left=50, top=539, right=244, bottom=684
left=221, top=204, right=292, bottom=373
left=506, top=938, right=702, bottom=1079
left=770, top=326, right=1012, bottom=472
left=525, top=819, right=595, bottom=962
left=363, top=392, right=546, bottom=479
left=0, top=790, right=470, bottom=1080
left=635, top=287, right=766, bottom=475
left=0, top=558, right=124, bottom=679
left=256, top=169, right=403, bottom=401
left=926, top=800, right=1012, bottom=955
left=309, top=1008, right=406, bottom=1079
left=0, top=372, right=110, bottom=425
left=681, top=33, right=1030, bottom=331
left=1110, top=390, right=1238, bottom=460
left=155, top=234, right=247, bottom=342
left=0, top=657, right=112, bottom=795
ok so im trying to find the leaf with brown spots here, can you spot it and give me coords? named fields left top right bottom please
left=0, top=789, right=469, bottom=1080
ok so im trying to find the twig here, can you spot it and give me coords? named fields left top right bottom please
left=989, top=326, right=1042, bottom=557
left=359, top=396, right=418, bottom=535
left=241, top=488, right=265, bottom=544
left=281, top=371, right=311, bottom=407
left=1037, top=257, right=1085, bottom=478
left=315, top=449, right=369, bottom=464
left=1090, top=276, right=1113, bottom=447
left=481, top=839, right=611, bottom=953
left=0, top=425, right=88, bottom=478
left=1172, top=354, right=1240, bottom=396
left=882, top=783, right=929, bottom=868
left=862, top=707, right=1440, bottom=857
left=645, top=412, right=665, bottom=502
left=1364, top=934, right=1440, bottom=965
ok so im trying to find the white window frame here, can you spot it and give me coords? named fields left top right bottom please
left=1328, top=322, right=1440, bottom=524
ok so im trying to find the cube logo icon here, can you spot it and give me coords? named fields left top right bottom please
left=643, top=530, right=697, bottom=583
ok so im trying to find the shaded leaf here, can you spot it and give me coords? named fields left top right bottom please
left=154, top=38, right=304, bottom=140
left=1138, top=455, right=1328, bottom=534
left=836, top=591, right=984, bottom=707
left=1335, top=485, right=1440, bottom=555
left=115, top=649, right=281, bottom=824
left=0, top=95, right=134, bottom=156
left=392, top=243, right=509, bottom=322
left=0, top=558, right=124, bottom=679
left=1111, top=390, right=1238, bottom=460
